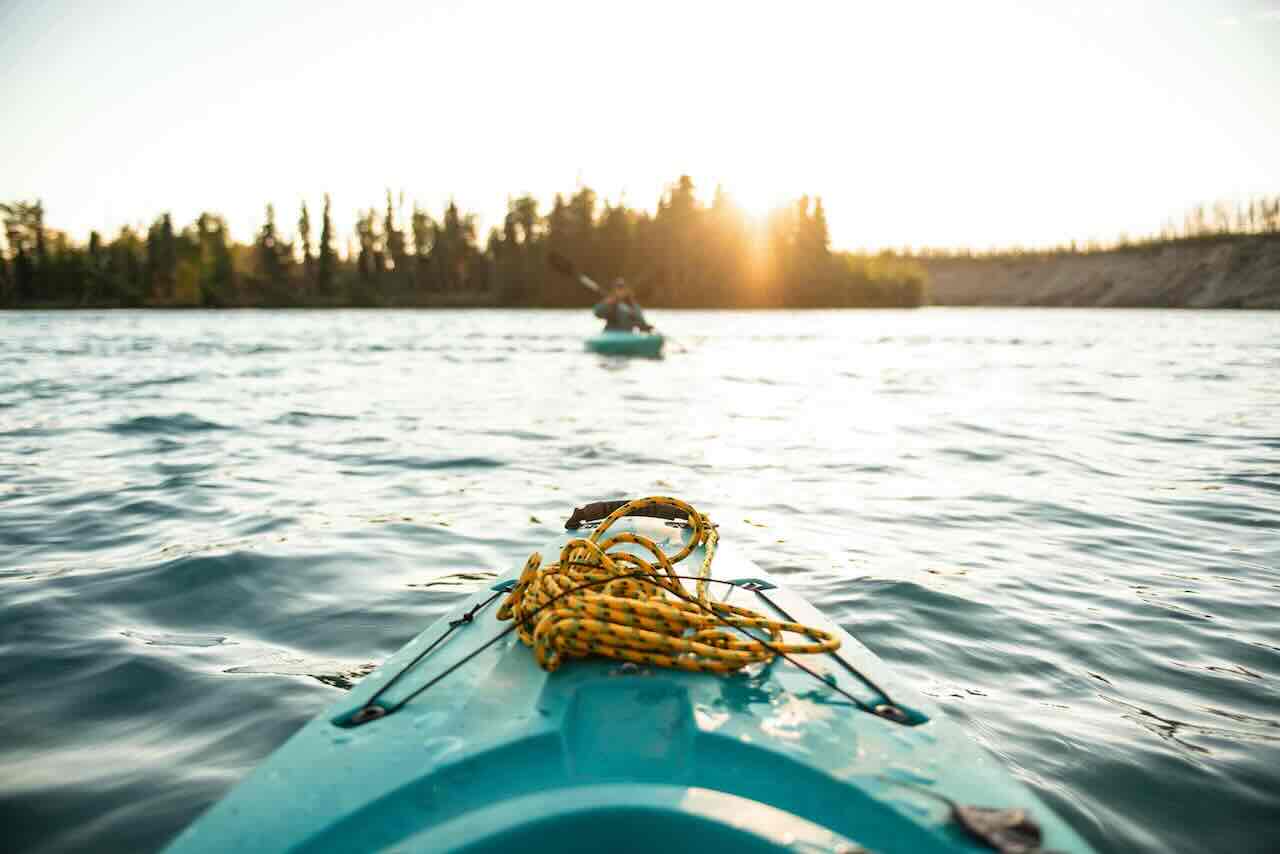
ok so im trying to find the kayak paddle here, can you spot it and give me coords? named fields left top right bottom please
left=547, top=251, right=602, bottom=295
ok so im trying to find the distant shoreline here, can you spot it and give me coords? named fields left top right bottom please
left=4, top=234, right=1277, bottom=312
left=8, top=186, right=1277, bottom=311
left=3, top=302, right=1273, bottom=312
left=922, top=233, right=1280, bottom=310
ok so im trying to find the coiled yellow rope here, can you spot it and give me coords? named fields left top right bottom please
left=497, top=496, right=840, bottom=674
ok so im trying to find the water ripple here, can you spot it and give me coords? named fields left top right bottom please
left=106, top=414, right=230, bottom=435
left=1, top=307, right=1277, bottom=854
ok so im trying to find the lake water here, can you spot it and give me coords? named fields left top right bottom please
left=1, top=308, right=1277, bottom=853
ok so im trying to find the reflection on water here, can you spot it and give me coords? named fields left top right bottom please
left=0, top=308, right=1278, bottom=854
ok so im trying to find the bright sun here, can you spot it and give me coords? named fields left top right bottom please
left=721, top=175, right=795, bottom=222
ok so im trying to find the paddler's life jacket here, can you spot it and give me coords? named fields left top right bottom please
left=593, top=299, right=646, bottom=331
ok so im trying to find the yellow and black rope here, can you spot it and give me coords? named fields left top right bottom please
left=497, top=496, right=839, bottom=674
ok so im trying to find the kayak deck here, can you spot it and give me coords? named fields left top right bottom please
left=164, top=517, right=1095, bottom=853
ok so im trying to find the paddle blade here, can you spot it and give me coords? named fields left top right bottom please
left=547, top=251, right=576, bottom=278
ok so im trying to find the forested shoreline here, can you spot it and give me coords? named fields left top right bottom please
left=0, top=176, right=926, bottom=310
left=5, top=184, right=1276, bottom=311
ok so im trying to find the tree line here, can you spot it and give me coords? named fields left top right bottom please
left=0, top=176, right=927, bottom=309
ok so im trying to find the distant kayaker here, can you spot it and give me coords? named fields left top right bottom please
left=593, top=279, right=652, bottom=332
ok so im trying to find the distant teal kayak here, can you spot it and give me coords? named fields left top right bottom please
left=164, top=503, right=1096, bottom=854
left=586, top=329, right=664, bottom=356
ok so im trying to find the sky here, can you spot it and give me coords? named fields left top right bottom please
left=2, top=0, right=1278, bottom=251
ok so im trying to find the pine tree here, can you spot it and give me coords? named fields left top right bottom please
left=83, top=230, right=103, bottom=305
left=1, top=201, right=41, bottom=302
left=195, top=213, right=234, bottom=306
left=411, top=203, right=435, bottom=294
left=598, top=202, right=632, bottom=282
left=146, top=212, right=178, bottom=301
left=492, top=207, right=521, bottom=303
left=384, top=191, right=410, bottom=300
left=654, top=176, right=700, bottom=305
left=0, top=243, right=10, bottom=306
left=255, top=204, right=292, bottom=296
left=568, top=186, right=597, bottom=277
left=508, top=195, right=540, bottom=302
left=317, top=194, right=335, bottom=297
left=384, top=190, right=407, bottom=273
left=545, top=194, right=571, bottom=303
left=811, top=197, right=830, bottom=254
left=512, top=195, right=539, bottom=246
left=706, top=186, right=749, bottom=305
left=33, top=200, right=46, bottom=274
left=435, top=200, right=475, bottom=291
left=298, top=201, right=314, bottom=293
left=107, top=225, right=146, bottom=306
left=354, top=209, right=378, bottom=289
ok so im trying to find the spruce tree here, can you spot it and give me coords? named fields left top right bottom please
left=355, top=209, right=377, bottom=289
left=411, top=203, right=435, bottom=293
left=255, top=204, right=292, bottom=295
left=438, top=201, right=463, bottom=291
left=196, top=213, right=234, bottom=306
left=317, top=194, right=335, bottom=297
left=1, top=202, right=40, bottom=302
left=146, top=212, right=177, bottom=301
left=0, top=245, right=10, bottom=306
left=298, top=201, right=314, bottom=293
left=384, top=191, right=407, bottom=272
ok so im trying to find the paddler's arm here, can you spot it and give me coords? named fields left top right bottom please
left=627, top=301, right=653, bottom=331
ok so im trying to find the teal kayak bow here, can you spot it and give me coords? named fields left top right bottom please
left=164, top=499, right=1096, bottom=854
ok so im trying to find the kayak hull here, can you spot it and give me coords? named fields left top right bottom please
left=585, top=330, right=665, bottom=357
left=164, top=517, right=1096, bottom=854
